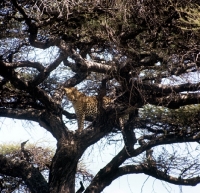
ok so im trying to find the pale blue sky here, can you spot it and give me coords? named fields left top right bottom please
left=0, top=118, right=200, bottom=193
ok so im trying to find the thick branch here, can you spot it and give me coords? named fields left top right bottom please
left=143, top=82, right=200, bottom=96
left=11, top=0, right=63, bottom=50
left=116, top=165, right=200, bottom=186
left=84, top=148, right=128, bottom=193
left=135, top=132, right=200, bottom=159
left=169, top=62, right=200, bottom=76
left=71, top=49, right=116, bottom=74
left=3, top=61, right=45, bottom=72
left=0, top=61, right=61, bottom=114
left=0, top=108, right=42, bottom=122
left=11, top=0, right=29, bottom=21
left=0, top=155, right=48, bottom=193
left=86, top=161, right=200, bottom=192
left=86, top=130, right=200, bottom=192
left=31, top=52, right=67, bottom=86
left=84, top=60, right=116, bottom=73
left=64, top=72, right=89, bottom=87
left=152, top=93, right=200, bottom=108
left=62, top=110, right=76, bottom=120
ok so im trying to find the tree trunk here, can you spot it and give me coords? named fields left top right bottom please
left=49, top=141, right=79, bottom=193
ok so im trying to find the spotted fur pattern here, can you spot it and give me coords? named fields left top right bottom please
left=64, top=87, right=135, bottom=156
left=64, top=87, right=111, bottom=131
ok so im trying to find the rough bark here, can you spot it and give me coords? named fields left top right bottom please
left=0, top=155, right=49, bottom=193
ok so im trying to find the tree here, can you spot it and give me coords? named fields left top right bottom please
left=0, top=141, right=53, bottom=192
left=1, top=0, right=200, bottom=192
left=0, top=141, right=92, bottom=192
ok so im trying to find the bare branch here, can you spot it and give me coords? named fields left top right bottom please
left=3, top=61, right=45, bottom=72
left=84, top=149, right=128, bottom=193
left=115, top=165, right=200, bottom=186
left=142, top=82, right=200, bottom=95
left=0, top=155, right=48, bottom=193
left=64, top=72, right=89, bottom=87
left=0, top=108, right=42, bottom=122
left=153, top=93, right=200, bottom=108
left=0, top=61, right=61, bottom=114
left=76, top=181, right=85, bottom=193
left=71, top=49, right=117, bottom=74
left=30, top=52, right=67, bottom=86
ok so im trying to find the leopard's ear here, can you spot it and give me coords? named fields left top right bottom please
left=72, top=87, right=78, bottom=92
left=64, top=87, right=77, bottom=92
left=64, top=87, right=73, bottom=94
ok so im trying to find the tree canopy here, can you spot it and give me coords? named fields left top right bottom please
left=1, top=0, right=200, bottom=192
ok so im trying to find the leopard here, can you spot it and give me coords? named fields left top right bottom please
left=64, top=87, right=135, bottom=157
left=64, top=87, right=112, bottom=131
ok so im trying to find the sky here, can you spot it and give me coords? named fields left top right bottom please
left=1, top=118, right=200, bottom=193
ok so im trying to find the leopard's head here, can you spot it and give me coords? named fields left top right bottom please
left=64, top=87, right=81, bottom=101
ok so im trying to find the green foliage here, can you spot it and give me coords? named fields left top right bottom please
left=142, top=104, right=200, bottom=128
left=0, top=143, right=21, bottom=156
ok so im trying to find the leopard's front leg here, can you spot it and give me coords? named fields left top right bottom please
left=76, top=112, right=85, bottom=131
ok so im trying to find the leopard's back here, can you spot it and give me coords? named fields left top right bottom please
left=74, top=95, right=98, bottom=119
